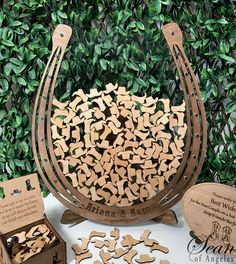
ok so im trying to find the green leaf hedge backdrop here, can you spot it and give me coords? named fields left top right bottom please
left=0, top=0, right=235, bottom=196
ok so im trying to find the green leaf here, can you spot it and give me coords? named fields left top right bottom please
left=126, top=61, right=139, bottom=71
left=206, top=24, right=214, bottom=31
left=211, top=83, right=218, bottom=97
left=231, top=117, right=236, bottom=125
left=139, top=62, right=147, bottom=71
left=226, top=102, right=236, bottom=113
left=0, top=79, right=9, bottom=91
left=157, top=0, right=162, bottom=14
left=136, top=78, right=146, bottom=86
left=1, top=39, right=14, bottom=47
left=21, top=24, right=29, bottom=31
left=14, top=159, right=25, bottom=168
left=0, top=188, right=4, bottom=199
left=220, top=41, right=229, bottom=54
left=100, top=59, right=107, bottom=70
left=92, top=56, right=97, bottom=65
left=57, top=11, right=67, bottom=19
left=20, top=142, right=29, bottom=154
left=229, top=68, right=235, bottom=75
left=161, top=0, right=172, bottom=4
left=225, top=82, right=236, bottom=90
left=17, top=77, right=27, bottom=86
left=149, top=76, right=157, bottom=84
left=131, top=81, right=140, bottom=94
left=118, top=27, right=127, bottom=36
left=217, top=18, right=228, bottom=24
left=116, top=10, right=123, bottom=25
left=29, top=69, right=36, bottom=79
left=136, top=22, right=145, bottom=30
left=95, top=45, right=101, bottom=55
left=9, top=20, right=22, bottom=27
left=122, top=9, right=132, bottom=23
left=151, top=83, right=160, bottom=93
left=62, top=60, right=69, bottom=71
left=95, top=79, right=102, bottom=87
left=9, top=58, right=23, bottom=66
left=129, top=21, right=136, bottom=28
left=193, top=41, right=201, bottom=49
left=123, top=48, right=129, bottom=61
left=219, top=54, right=235, bottom=63
left=25, top=161, right=31, bottom=172
left=16, top=115, right=22, bottom=126
left=14, top=64, right=27, bottom=74
left=51, top=12, right=57, bottom=22
left=42, top=188, right=50, bottom=197
left=4, top=63, right=12, bottom=76
left=201, top=91, right=207, bottom=103
left=0, top=11, right=4, bottom=26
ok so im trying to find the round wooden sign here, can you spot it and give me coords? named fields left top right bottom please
left=182, top=183, right=236, bottom=258
left=32, top=23, right=207, bottom=225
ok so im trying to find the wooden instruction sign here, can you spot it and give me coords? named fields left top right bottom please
left=182, top=183, right=236, bottom=257
left=0, top=173, right=44, bottom=234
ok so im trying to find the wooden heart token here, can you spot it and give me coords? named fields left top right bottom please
left=182, top=183, right=236, bottom=257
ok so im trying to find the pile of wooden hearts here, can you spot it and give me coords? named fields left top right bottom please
left=72, top=228, right=171, bottom=263
left=51, top=83, right=187, bottom=207
left=7, top=224, right=57, bottom=263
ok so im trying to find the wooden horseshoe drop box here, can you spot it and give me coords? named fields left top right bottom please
left=0, top=174, right=66, bottom=264
left=32, top=23, right=207, bottom=225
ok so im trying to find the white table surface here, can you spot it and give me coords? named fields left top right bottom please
left=44, top=194, right=236, bottom=264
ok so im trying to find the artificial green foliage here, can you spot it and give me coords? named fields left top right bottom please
left=0, top=0, right=235, bottom=197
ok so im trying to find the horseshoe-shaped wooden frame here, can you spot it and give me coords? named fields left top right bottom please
left=32, top=23, right=207, bottom=225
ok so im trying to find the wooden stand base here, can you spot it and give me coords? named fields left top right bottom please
left=60, top=209, right=178, bottom=226
left=151, top=210, right=178, bottom=225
